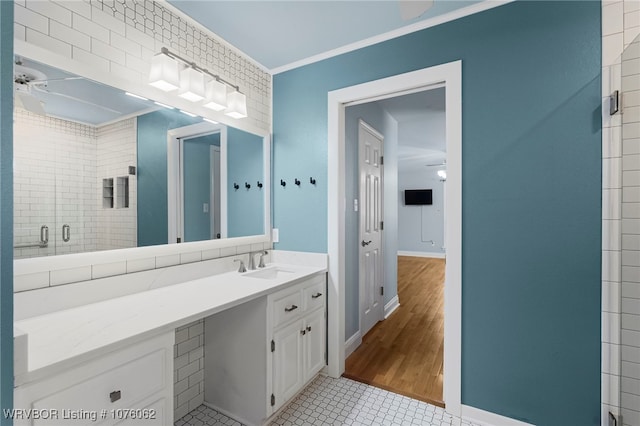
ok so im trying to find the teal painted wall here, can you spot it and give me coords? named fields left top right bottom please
left=183, top=133, right=220, bottom=242
left=136, top=109, right=199, bottom=246
left=273, top=2, right=601, bottom=424
left=0, top=2, right=13, bottom=424
left=227, top=127, right=264, bottom=238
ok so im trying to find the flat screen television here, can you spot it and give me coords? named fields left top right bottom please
left=404, top=189, right=432, bottom=205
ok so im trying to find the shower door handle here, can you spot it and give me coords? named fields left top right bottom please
left=40, top=225, right=49, bottom=245
left=62, top=224, right=70, bottom=242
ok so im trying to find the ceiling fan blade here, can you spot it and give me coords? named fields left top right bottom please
left=16, top=92, right=46, bottom=116
left=31, top=85, right=123, bottom=115
left=398, top=0, right=434, bottom=20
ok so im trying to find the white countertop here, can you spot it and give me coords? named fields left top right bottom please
left=14, top=262, right=326, bottom=385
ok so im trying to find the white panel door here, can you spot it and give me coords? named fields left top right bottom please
left=358, top=120, right=384, bottom=337
left=272, top=320, right=303, bottom=411
left=303, top=309, right=326, bottom=383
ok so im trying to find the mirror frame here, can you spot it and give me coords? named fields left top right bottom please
left=13, top=40, right=272, bottom=279
left=167, top=121, right=270, bottom=244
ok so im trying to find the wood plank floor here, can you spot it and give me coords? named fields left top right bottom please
left=343, top=256, right=445, bottom=407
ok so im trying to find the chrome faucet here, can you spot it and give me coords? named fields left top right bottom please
left=248, top=251, right=268, bottom=270
left=234, top=258, right=246, bottom=273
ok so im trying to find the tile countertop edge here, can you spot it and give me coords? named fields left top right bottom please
left=14, top=262, right=327, bottom=386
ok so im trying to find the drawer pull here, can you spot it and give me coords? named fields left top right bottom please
left=311, top=292, right=322, bottom=299
left=284, top=304, right=298, bottom=312
left=109, top=390, right=121, bottom=403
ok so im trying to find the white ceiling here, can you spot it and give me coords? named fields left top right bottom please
left=376, top=87, right=446, bottom=172
left=166, top=0, right=482, bottom=71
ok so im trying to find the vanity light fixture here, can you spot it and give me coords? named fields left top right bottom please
left=225, top=90, right=248, bottom=119
left=148, top=51, right=180, bottom=92
left=178, top=66, right=205, bottom=102
left=148, top=47, right=248, bottom=118
left=203, top=79, right=228, bottom=111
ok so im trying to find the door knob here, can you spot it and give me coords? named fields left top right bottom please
left=361, top=240, right=372, bottom=247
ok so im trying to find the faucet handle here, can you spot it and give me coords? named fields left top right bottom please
left=258, top=251, right=268, bottom=268
left=234, top=259, right=246, bottom=273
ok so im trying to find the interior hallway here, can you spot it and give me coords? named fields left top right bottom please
left=344, top=256, right=445, bottom=407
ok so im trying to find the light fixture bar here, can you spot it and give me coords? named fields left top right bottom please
left=159, top=47, right=240, bottom=93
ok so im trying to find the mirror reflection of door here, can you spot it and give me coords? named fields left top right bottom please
left=180, top=132, right=221, bottom=242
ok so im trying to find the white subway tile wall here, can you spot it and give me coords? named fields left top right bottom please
left=621, top=28, right=640, bottom=426
left=15, top=0, right=271, bottom=132
left=96, top=118, right=137, bottom=251
left=13, top=107, right=98, bottom=259
left=174, top=319, right=205, bottom=422
left=13, top=108, right=137, bottom=261
left=603, top=1, right=640, bottom=424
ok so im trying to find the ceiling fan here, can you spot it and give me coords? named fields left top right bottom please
left=13, top=59, right=106, bottom=117
left=398, top=0, right=434, bottom=20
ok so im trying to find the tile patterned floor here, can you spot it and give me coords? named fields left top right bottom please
left=175, top=376, right=481, bottom=426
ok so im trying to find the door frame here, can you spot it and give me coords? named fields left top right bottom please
left=167, top=121, right=227, bottom=243
left=327, top=60, right=462, bottom=415
left=358, top=119, right=385, bottom=337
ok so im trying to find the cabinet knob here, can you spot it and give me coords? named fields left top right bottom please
left=284, top=305, right=298, bottom=312
left=300, top=329, right=306, bottom=335
left=311, top=292, right=322, bottom=299
left=109, top=390, right=121, bottom=403
left=306, top=326, right=312, bottom=332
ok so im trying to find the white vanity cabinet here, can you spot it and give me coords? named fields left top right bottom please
left=270, top=274, right=326, bottom=412
left=203, top=272, right=326, bottom=426
left=14, top=333, right=174, bottom=426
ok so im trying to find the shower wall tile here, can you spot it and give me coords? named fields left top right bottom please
left=96, top=118, right=137, bottom=251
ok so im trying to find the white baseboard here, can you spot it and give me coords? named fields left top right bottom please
left=384, top=295, right=400, bottom=318
left=345, top=331, right=362, bottom=358
left=397, top=250, right=446, bottom=259
left=461, top=405, right=535, bottom=426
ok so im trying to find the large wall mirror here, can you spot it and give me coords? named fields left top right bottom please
left=13, top=53, right=270, bottom=265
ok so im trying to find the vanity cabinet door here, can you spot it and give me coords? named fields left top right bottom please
left=272, top=320, right=303, bottom=412
left=303, top=309, right=326, bottom=383
left=13, top=333, right=173, bottom=426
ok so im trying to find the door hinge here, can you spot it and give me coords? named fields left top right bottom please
left=380, top=286, right=384, bottom=296
left=380, top=156, right=384, bottom=165
left=271, top=394, right=275, bottom=407
left=271, top=340, right=275, bottom=352
left=380, top=221, right=384, bottom=230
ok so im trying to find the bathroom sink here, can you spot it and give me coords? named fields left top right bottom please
left=244, top=267, right=295, bottom=280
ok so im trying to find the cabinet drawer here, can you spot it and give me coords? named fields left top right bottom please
left=272, top=290, right=303, bottom=328
left=32, top=349, right=167, bottom=425
left=303, top=277, right=326, bottom=313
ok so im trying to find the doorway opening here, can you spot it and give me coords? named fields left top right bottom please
left=167, top=121, right=227, bottom=244
left=326, top=61, right=462, bottom=416
left=342, top=87, right=447, bottom=406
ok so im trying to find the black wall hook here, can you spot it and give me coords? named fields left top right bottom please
left=233, top=183, right=239, bottom=190
left=310, top=177, right=316, bottom=185
left=257, top=181, right=263, bottom=188
left=280, top=179, right=286, bottom=187
left=245, top=182, right=251, bottom=189
left=294, top=178, right=301, bottom=186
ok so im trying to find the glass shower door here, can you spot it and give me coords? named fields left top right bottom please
left=619, top=33, right=640, bottom=426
